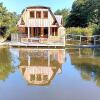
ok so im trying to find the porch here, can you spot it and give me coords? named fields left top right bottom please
left=11, top=26, right=65, bottom=47
left=18, top=27, right=58, bottom=39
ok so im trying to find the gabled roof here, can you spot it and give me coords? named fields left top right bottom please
left=19, top=6, right=59, bottom=26
left=18, top=6, right=62, bottom=27
left=27, top=6, right=50, bottom=9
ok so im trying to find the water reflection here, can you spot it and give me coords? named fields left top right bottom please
left=0, top=47, right=14, bottom=81
left=1, top=47, right=100, bottom=100
left=67, top=48, right=100, bottom=86
left=0, top=47, right=100, bottom=87
left=18, top=49, right=65, bottom=86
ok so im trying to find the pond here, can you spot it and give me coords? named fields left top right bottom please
left=0, top=47, right=100, bottom=100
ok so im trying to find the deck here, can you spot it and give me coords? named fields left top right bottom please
left=0, top=41, right=65, bottom=48
left=11, top=34, right=65, bottom=47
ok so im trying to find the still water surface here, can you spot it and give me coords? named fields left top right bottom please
left=0, top=47, right=100, bottom=100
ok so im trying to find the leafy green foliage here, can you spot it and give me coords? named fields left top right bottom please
left=93, top=25, right=100, bottom=35
left=66, top=0, right=100, bottom=27
left=0, top=2, right=19, bottom=39
left=66, top=27, right=93, bottom=36
left=54, top=8, right=70, bottom=26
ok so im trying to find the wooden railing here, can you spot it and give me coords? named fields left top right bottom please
left=66, top=34, right=100, bottom=46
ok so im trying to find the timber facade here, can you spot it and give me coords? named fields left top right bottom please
left=12, top=6, right=66, bottom=47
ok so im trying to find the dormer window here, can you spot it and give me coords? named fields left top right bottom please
left=43, top=11, right=48, bottom=18
left=36, top=11, right=41, bottom=18
left=30, top=11, right=35, bottom=18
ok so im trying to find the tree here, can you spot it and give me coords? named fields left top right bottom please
left=66, top=0, right=89, bottom=27
left=66, top=0, right=100, bottom=27
left=54, top=8, right=70, bottom=26
left=5, top=12, right=19, bottom=38
left=0, top=2, right=19, bottom=40
left=87, top=0, right=100, bottom=25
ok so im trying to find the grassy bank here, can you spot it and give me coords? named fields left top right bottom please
left=66, top=24, right=100, bottom=36
left=0, top=36, right=5, bottom=43
left=66, top=26, right=100, bottom=45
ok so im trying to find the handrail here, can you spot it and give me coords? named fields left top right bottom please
left=66, top=34, right=100, bottom=45
left=66, top=34, right=100, bottom=39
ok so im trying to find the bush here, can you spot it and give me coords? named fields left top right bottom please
left=66, top=27, right=93, bottom=36
left=93, top=25, right=100, bottom=35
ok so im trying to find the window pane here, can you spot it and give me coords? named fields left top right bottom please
left=36, top=11, right=41, bottom=18
left=43, top=11, right=48, bottom=18
left=30, top=11, right=34, bottom=18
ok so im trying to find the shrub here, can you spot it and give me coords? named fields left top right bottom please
left=66, top=27, right=93, bottom=36
left=93, top=25, right=100, bottom=35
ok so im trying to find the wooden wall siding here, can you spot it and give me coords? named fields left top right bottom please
left=19, top=9, right=54, bottom=27
left=20, top=18, right=25, bottom=25
left=18, top=27, right=26, bottom=33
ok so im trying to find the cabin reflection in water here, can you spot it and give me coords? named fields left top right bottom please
left=19, top=49, right=65, bottom=86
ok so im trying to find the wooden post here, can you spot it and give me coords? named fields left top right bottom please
left=54, top=27, right=55, bottom=36
left=94, top=36, right=96, bottom=45
left=28, top=27, right=30, bottom=39
left=80, top=35, right=82, bottom=45
left=48, top=27, right=50, bottom=38
left=50, top=27, right=52, bottom=36
left=31, top=27, right=34, bottom=37
left=41, top=27, right=44, bottom=37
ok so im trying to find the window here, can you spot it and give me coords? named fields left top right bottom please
left=51, top=27, right=58, bottom=36
left=43, top=11, right=48, bottom=18
left=36, top=11, right=41, bottom=18
left=30, top=11, right=34, bottom=18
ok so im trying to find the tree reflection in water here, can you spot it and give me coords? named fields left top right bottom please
left=0, top=47, right=100, bottom=87
left=68, top=48, right=100, bottom=87
left=0, top=47, right=14, bottom=81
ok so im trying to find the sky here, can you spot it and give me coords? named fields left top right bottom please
left=0, top=0, right=75, bottom=14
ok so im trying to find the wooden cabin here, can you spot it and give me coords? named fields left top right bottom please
left=12, top=6, right=66, bottom=47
